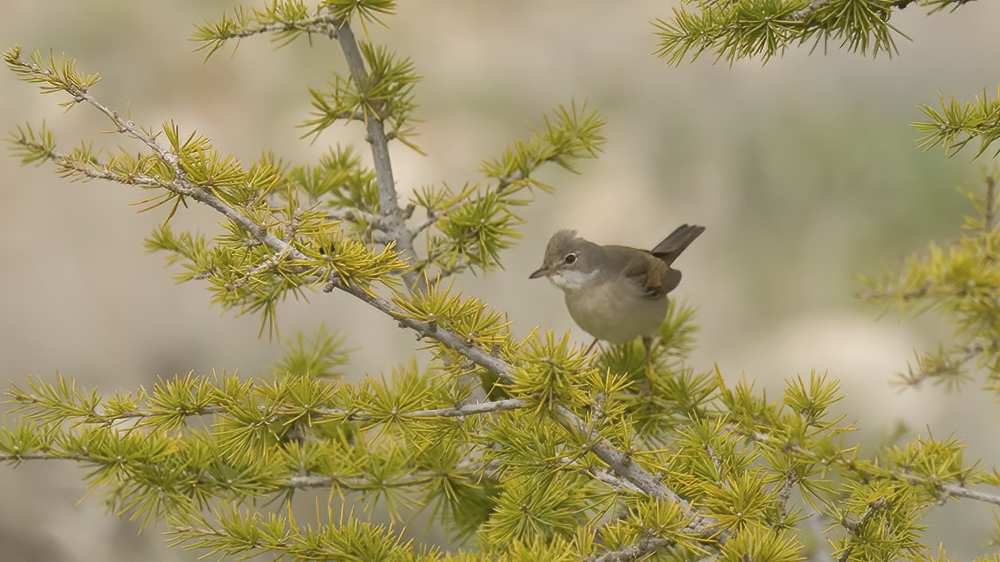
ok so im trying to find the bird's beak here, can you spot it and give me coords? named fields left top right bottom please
left=528, top=265, right=551, bottom=279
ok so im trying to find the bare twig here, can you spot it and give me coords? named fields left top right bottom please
left=327, top=207, right=375, bottom=224
left=284, top=473, right=433, bottom=490
left=930, top=481, right=1000, bottom=507
left=983, top=172, right=997, bottom=235
left=774, top=474, right=796, bottom=523
left=838, top=498, right=887, bottom=562
left=591, top=530, right=674, bottom=562
left=560, top=457, right=644, bottom=495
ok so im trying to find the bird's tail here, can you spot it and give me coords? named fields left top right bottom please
left=650, top=224, right=705, bottom=265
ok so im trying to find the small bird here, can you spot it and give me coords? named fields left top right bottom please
left=529, top=224, right=705, bottom=378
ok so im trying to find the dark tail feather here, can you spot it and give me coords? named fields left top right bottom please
left=650, top=224, right=705, bottom=265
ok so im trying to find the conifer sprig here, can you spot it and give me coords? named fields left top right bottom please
left=414, top=102, right=606, bottom=277
left=4, top=372, right=529, bottom=429
left=2, top=45, right=100, bottom=106
left=168, top=507, right=422, bottom=561
left=859, top=169, right=1000, bottom=391
left=193, top=1, right=425, bottom=287
left=6, top=345, right=1000, bottom=558
left=914, top=87, right=1000, bottom=159
left=652, top=0, right=976, bottom=65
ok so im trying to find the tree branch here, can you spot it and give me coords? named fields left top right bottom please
left=8, top=43, right=722, bottom=546
left=199, top=14, right=349, bottom=43
left=561, top=457, right=644, bottom=495
left=283, top=473, right=432, bottom=491
left=789, top=0, right=941, bottom=21
left=198, top=14, right=421, bottom=288
left=750, top=431, right=1000, bottom=515
left=592, top=530, right=672, bottom=562
left=172, top=183, right=728, bottom=536
left=330, top=19, right=420, bottom=289
left=931, top=481, right=1000, bottom=507
left=397, top=397, right=527, bottom=419
left=9, top=382, right=530, bottom=425
left=837, top=498, right=887, bottom=562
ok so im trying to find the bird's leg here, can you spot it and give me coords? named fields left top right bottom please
left=584, top=337, right=600, bottom=356
left=641, top=336, right=655, bottom=395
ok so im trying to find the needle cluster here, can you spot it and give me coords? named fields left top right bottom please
left=652, top=0, right=978, bottom=65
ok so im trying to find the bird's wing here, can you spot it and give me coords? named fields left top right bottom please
left=618, top=251, right=675, bottom=300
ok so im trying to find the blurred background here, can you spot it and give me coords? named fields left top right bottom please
left=2, top=0, right=999, bottom=559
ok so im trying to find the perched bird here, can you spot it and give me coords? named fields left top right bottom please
left=529, top=224, right=705, bottom=377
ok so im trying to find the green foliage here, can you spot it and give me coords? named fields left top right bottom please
left=191, top=0, right=334, bottom=59
left=718, top=525, right=803, bottom=562
left=0, top=254, right=938, bottom=557
left=915, top=87, right=1000, bottom=158
left=6, top=1, right=1000, bottom=562
left=169, top=506, right=428, bottom=561
left=7, top=335, right=987, bottom=560
left=304, top=42, right=421, bottom=150
left=321, top=0, right=396, bottom=33
left=508, top=331, right=597, bottom=408
left=415, top=102, right=606, bottom=276
left=860, top=168, right=1000, bottom=391
left=274, top=325, right=350, bottom=378
left=7, top=121, right=56, bottom=165
left=652, top=0, right=973, bottom=65
left=3, top=45, right=100, bottom=105
left=289, top=144, right=380, bottom=214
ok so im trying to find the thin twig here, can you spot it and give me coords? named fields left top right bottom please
left=560, top=457, right=644, bottom=495
left=774, top=474, right=796, bottom=523
left=410, top=207, right=448, bottom=238
left=983, top=172, right=996, bottom=235
left=283, top=473, right=433, bottom=490
left=206, top=14, right=346, bottom=42
left=838, top=498, right=887, bottom=562
left=327, top=208, right=375, bottom=224
left=591, top=530, right=672, bottom=562
left=934, top=481, right=1000, bottom=507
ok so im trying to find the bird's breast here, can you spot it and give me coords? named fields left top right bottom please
left=563, top=279, right=668, bottom=344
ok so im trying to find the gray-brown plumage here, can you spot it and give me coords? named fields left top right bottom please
left=529, top=224, right=704, bottom=373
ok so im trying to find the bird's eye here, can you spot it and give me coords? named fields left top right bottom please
left=563, top=253, right=577, bottom=265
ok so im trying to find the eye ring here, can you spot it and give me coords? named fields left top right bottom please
left=563, top=253, right=577, bottom=265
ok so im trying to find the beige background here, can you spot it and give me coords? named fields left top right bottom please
left=2, top=0, right=1000, bottom=559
